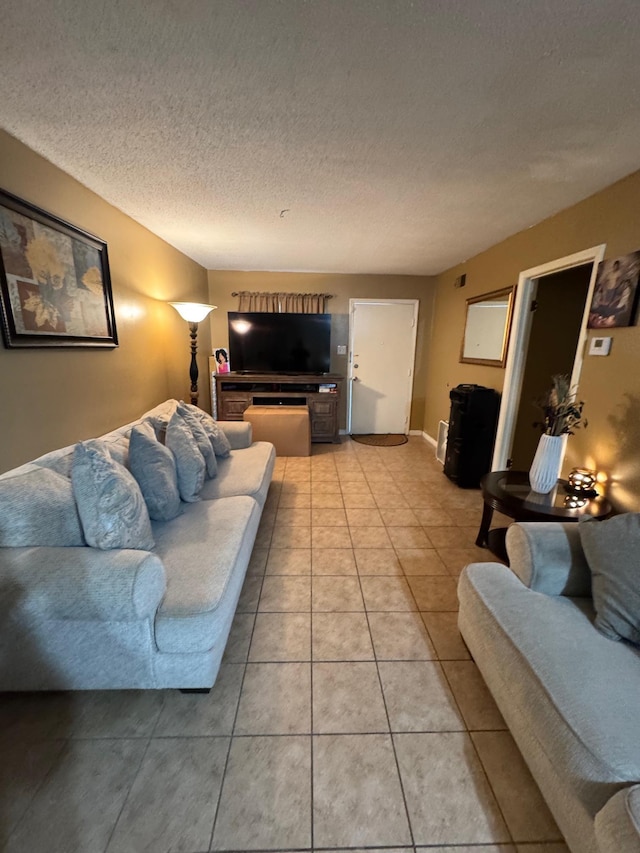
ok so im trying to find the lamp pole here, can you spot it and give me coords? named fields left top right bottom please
left=169, top=302, right=217, bottom=408
left=189, top=321, right=199, bottom=405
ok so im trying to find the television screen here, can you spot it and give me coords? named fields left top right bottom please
left=228, top=312, right=331, bottom=374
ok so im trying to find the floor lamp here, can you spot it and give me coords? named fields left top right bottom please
left=169, top=302, right=217, bottom=406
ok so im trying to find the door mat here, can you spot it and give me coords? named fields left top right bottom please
left=351, top=434, right=408, bottom=447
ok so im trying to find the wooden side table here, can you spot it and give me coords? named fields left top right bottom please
left=477, top=470, right=612, bottom=559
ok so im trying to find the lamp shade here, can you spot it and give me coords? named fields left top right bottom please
left=169, top=302, right=217, bottom=323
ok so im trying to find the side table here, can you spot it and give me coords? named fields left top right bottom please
left=477, top=470, right=612, bottom=560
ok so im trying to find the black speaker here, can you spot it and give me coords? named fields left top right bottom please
left=444, top=384, right=500, bottom=488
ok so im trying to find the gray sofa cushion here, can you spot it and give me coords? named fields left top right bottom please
left=15, top=434, right=130, bottom=480
left=165, top=410, right=205, bottom=502
left=506, top=522, right=592, bottom=597
left=129, top=422, right=182, bottom=521
left=218, top=420, right=252, bottom=450
left=36, top=451, right=74, bottom=478
left=184, top=403, right=231, bottom=457
left=72, top=442, right=155, bottom=551
left=0, top=546, right=165, bottom=622
left=580, top=513, right=640, bottom=645
left=458, top=563, right=640, bottom=817
left=595, top=785, right=640, bottom=853
left=144, top=415, right=169, bottom=443
left=177, top=403, right=217, bottom=478
left=101, top=435, right=130, bottom=468
left=199, top=441, right=276, bottom=507
left=0, top=466, right=84, bottom=547
left=153, top=495, right=261, bottom=653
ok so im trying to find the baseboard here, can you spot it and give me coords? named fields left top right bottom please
left=409, top=429, right=422, bottom=436
left=422, top=431, right=437, bottom=447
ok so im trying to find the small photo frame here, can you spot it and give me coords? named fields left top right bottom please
left=588, top=250, right=640, bottom=329
left=214, top=346, right=230, bottom=373
left=0, top=188, right=117, bottom=348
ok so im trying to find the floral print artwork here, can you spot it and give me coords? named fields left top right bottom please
left=0, top=195, right=116, bottom=346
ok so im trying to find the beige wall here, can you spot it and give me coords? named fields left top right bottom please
left=0, top=131, right=210, bottom=473
left=207, top=270, right=435, bottom=431
left=423, top=169, right=640, bottom=511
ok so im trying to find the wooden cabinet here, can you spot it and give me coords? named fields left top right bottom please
left=212, top=370, right=343, bottom=443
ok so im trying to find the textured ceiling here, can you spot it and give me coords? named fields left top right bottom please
left=1, top=0, right=640, bottom=275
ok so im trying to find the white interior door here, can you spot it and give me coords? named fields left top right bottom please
left=348, top=299, right=418, bottom=434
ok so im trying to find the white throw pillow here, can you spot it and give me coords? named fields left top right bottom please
left=71, top=441, right=154, bottom=551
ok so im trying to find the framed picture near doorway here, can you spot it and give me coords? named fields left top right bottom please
left=587, top=250, right=640, bottom=329
left=0, top=189, right=118, bottom=348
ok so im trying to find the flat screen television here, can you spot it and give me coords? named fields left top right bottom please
left=228, top=312, right=331, bottom=374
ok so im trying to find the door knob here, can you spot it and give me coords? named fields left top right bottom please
left=353, top=363, right=359, bottom=368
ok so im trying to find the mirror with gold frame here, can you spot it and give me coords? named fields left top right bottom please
left=460, top=286, right=515, bottom=367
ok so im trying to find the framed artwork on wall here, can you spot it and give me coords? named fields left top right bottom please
left=587, top=250, right=640, bottom=329
left=0, top=189, right=118, bottom=348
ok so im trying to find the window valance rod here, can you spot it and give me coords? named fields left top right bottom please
left=230, top=292, right=333, bottom=298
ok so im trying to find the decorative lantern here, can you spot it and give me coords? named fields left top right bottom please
left=564, top=494, right=588, bottom=509
left=566, top=468, right=597, bottom=497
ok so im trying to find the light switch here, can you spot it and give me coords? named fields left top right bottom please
left=337, top=345, right=347, bottom=355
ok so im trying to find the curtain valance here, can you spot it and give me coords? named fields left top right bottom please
left=233, top=292, right=332, bottom=313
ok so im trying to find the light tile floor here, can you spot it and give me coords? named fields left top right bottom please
left=0, top=437, right=569, bottom=853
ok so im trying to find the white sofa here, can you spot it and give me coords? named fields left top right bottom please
left=0, top=400, right=275, bottom=691
left=458, top=522, right=640, bottom=853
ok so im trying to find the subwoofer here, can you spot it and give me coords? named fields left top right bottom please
left=443, top=384, right=500, bottom=488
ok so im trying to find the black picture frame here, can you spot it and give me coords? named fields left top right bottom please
left=0, top=189, right=118, bottom=348
left=587, top=250, right=640, bottom=330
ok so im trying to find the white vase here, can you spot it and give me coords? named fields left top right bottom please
left=529, top=434, right=563, bottom=494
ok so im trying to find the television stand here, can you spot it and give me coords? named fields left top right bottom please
left=211, top=370, right=344, bottom=443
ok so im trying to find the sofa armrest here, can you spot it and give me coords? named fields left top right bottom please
left=596, top=785, right=640, bottom=853
left=505, top=522, right=592, bottom=597
left=0, top=546, right=166, bottom=622
left=219, top=420, right=252, bottom=449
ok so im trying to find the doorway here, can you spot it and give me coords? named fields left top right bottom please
left=492, top=244, right=606, bottom=470
left=348, top=299, right=418, bottom=434
left=509, top=264, right=593, bottom=469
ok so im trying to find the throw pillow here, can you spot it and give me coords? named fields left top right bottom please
left=165, top=410, right=206, bottom=502
left=183, top=402, right=231, bottom=457
left=71, top=441, right=155, bottom=551
left=102, top=436, right=130, bottom=468
left=0, top=466, right=85, bottom=547
left=144, top=415, right=169, bottom=444
left=579, top=513, right=640, bottom=645
left=129, top=422, right=182, bottom=521
left=177, top=403, right=218, bottom=478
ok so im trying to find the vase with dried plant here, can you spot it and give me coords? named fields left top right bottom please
left=529, top=375, right=588, bottom=493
